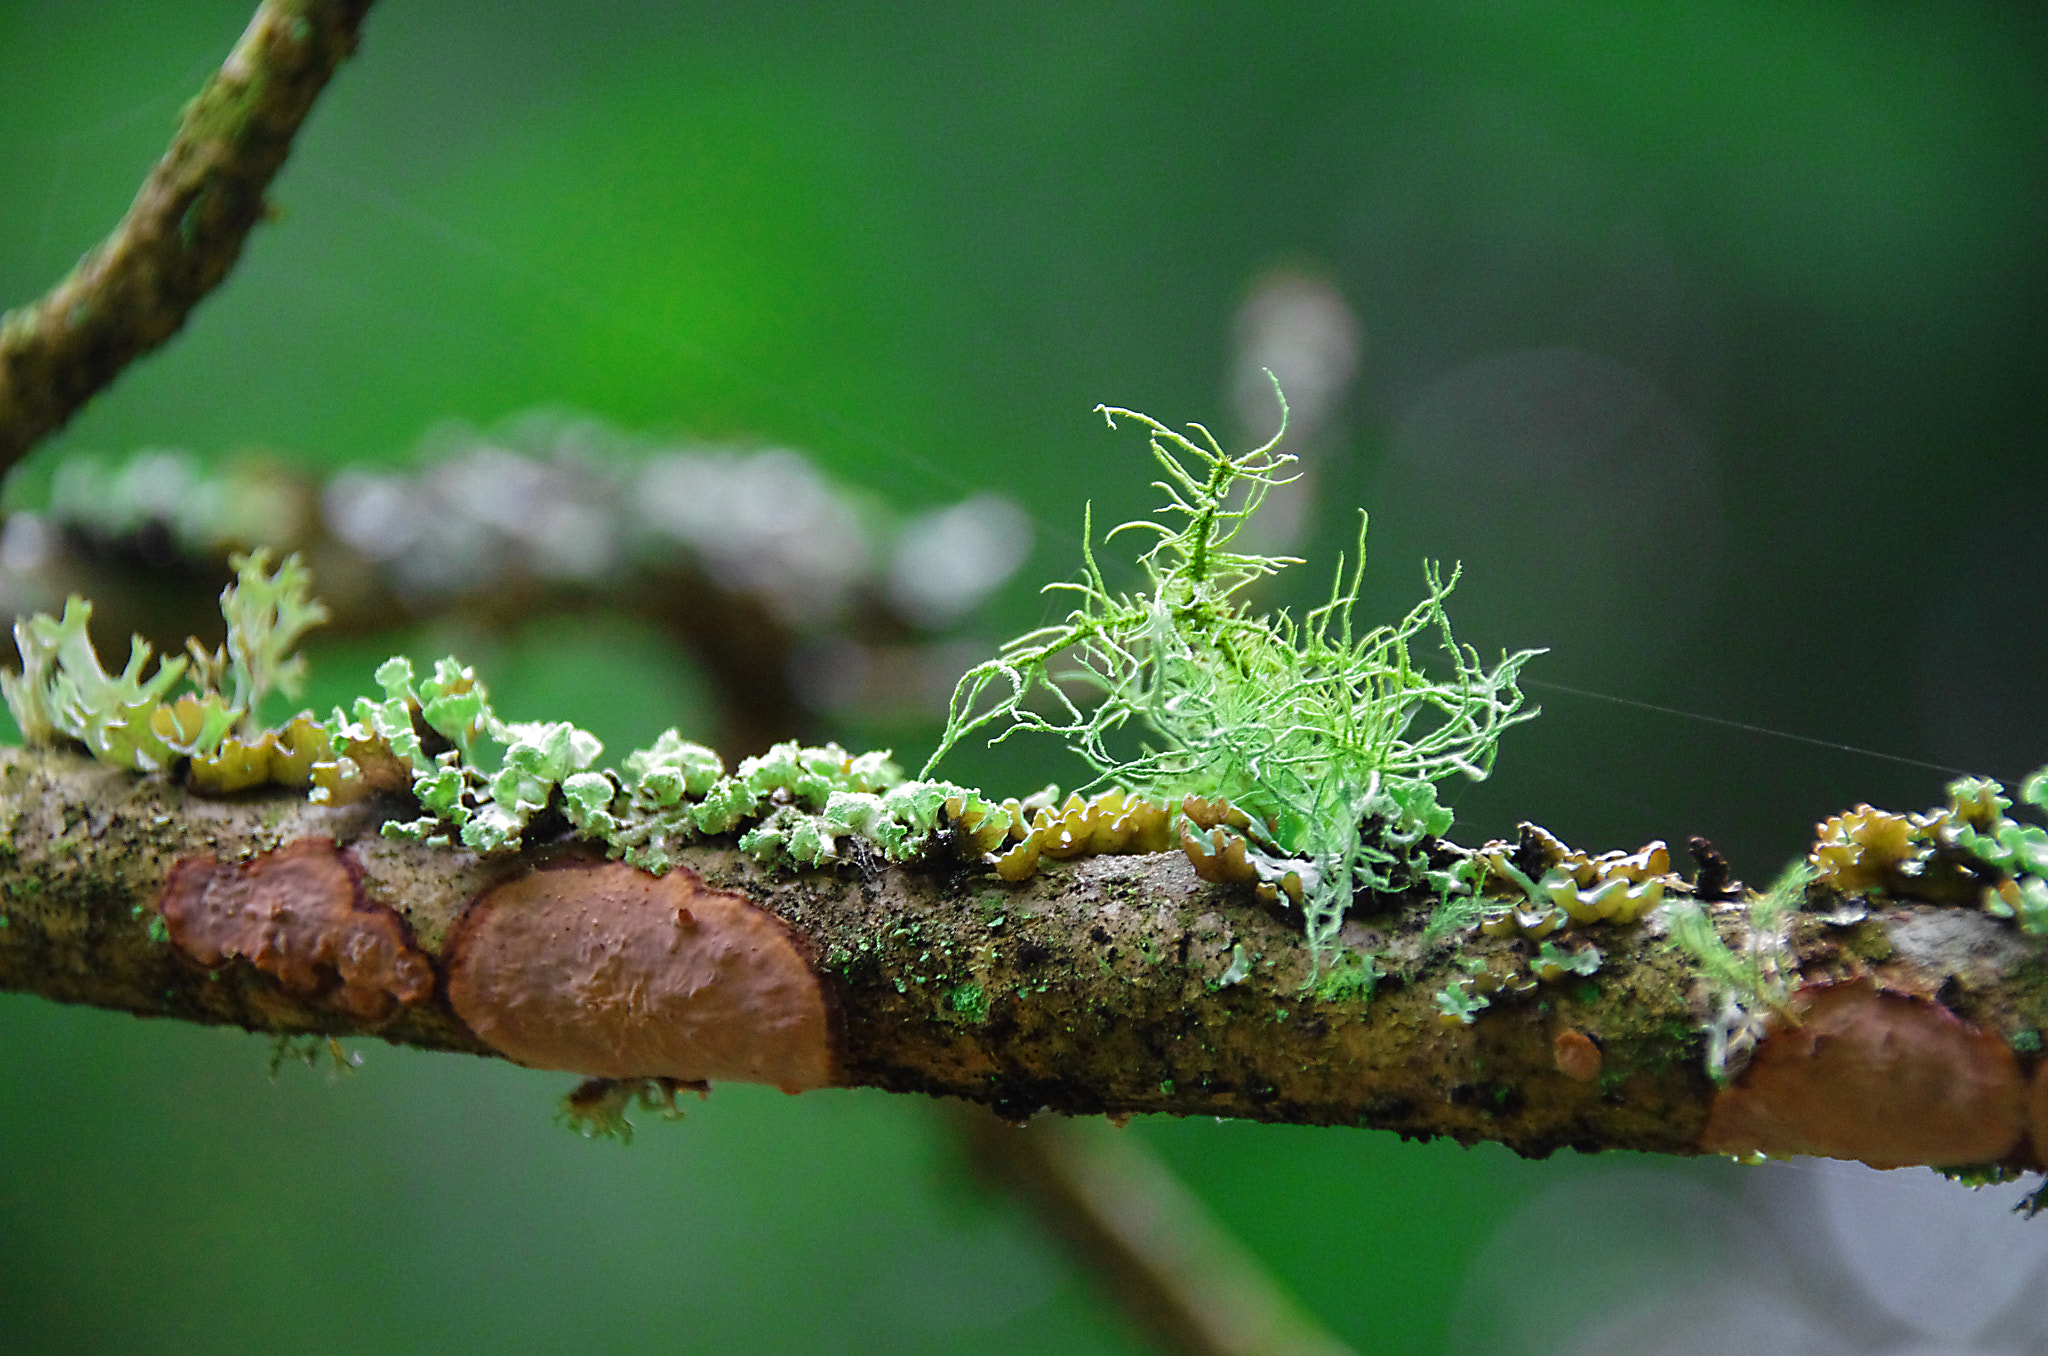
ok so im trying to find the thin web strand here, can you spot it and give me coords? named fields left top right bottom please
left=1525, top=679, right=2005, bottom=782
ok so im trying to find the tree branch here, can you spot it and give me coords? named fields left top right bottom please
left=0, top=0, right=376, bottom=468
left=5, top=745, right=2042, bottom=1170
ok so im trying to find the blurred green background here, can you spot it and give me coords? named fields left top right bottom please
left=1, top=2, right=2043, bottom=1352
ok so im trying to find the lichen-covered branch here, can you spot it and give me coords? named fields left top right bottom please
left=4, top=743, right=2045, bottom=1174
left=0, top=0, right=376, bottom=467
left=7, top=404, right=2048, bottom=1175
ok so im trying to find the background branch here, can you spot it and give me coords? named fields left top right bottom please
left=0, top=0, right=375, bottom=468
left=949, top=1103, right=1359, bottom=1356
left=0, top=430, right=1031, bottom=758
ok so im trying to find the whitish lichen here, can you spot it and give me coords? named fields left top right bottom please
left=20, top=423, right=1033, bottom=637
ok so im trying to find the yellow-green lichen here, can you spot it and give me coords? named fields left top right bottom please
left=1805, top=773, right=2048, bottom=928
left=1467, top=827, right=1674, bottom=929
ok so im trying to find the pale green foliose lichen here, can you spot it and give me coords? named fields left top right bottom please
left=1434, top=978, right=1489, bottom=1025
left=1, top=550, right=326, bottom=774
left=1, top=597, right=186, bottom=770
left=1950, top=771, right=2048, bottom=934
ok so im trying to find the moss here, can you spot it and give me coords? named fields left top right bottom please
left=1310, top=953, right=1379, bottom=1006
left=945, top=981, right=991, bottom=1026
left=556, top=1077, right=691, bottom=1145
left=1934, top=1163, right=2029, bottom=1187
left=1996, top=954, right=2048, bottom=1034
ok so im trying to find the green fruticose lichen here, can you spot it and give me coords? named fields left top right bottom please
left=922, top=379, right=1540, bottom=956
left=3, top=390, right=1545, bottom=980
left=1663, top=861, right=1806, bottom=1082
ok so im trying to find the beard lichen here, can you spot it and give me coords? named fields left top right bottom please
left=920, top=380, right=1542, bottom=957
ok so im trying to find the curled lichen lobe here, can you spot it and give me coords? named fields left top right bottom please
left=444, top=859, right=838, bottom=1093
left=157, top=836, right=434, bottom=1022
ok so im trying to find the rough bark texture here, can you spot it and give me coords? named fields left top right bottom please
left=0, top=0, right=375, bottom=467
left=5, top=745, right=2048, bottom=1168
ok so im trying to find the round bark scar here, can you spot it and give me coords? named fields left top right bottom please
left=1553, top=1028, right=1602, bottom=1083
left=1699, top=978, right=2023, bottom=1169
left=445, top=860, right=836, bottom=1093
left=157, top=837, right=434, bottom=1022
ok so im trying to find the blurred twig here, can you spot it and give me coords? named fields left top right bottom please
left=0, top=432, right=1027, bottom=757
left=0, top=0, right=376, bottom=467
left=948, top=1104, right=1359, bottom=1356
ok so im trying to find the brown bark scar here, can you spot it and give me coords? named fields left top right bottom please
left=1699, top=976, right=2026, bottom=1169
left=157, top=836, right=435, bottom=1022
left=1552, top=1027, right=1602, bottom=1083
left=444, top=859, right=839, bottom=1093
